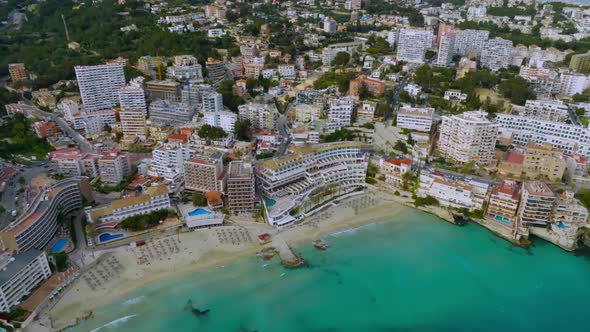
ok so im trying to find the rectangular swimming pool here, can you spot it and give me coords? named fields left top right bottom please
left=51, top=239, right=68, bottom=253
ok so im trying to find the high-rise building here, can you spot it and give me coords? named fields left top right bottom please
left=323, top=17, right=337, bottom=33
left=397, top=28, right=434, bottom=64
left=238, top=103, right=278, bottom=130
left=75, top=64, right=126, bottom=112
left=518, top=181, right=556, bottom=227
left=119, top=85, right=147, bottom=138
left=97, top=150, right=131, bottom=185
left=438, top=111, right=499, bottom=165
left=0, top=250, right=51, bottom=312
left=436, top=32, right=456, bottom=67
left=202, top=92, right=224, bottom=113
left=226, top=161, right=256, bottom=213
left=206, top=58, right=227, bottom=83
left=8, top=63, right=28, bottom=82
left=495, top=114, right=590, bottom=157
left=559, top=72, right=589, bottom=96
left=328, top=97, right=355, bottom=132
left=184, top=151, right=225, bottom=193
left=480, top=38, right=513, bottom=72
left=203, top=111, right=237, bottom=133
left=453, top=29, right=489, bottom=57
left=569, top=51, right=590, bottom=74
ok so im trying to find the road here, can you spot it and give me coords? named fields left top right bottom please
left=20, top=96, right=95, bottom=153
left=277, top=101, right=294, bottom=155
left=384, top=70, right=413, bottom=125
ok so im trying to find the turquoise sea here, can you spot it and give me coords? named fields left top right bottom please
left=70, top=208, right=590, bottom=332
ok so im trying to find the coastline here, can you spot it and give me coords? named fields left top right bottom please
left=46, top=189, right=413, bottom=330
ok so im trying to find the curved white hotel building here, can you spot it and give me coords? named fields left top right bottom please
left=0, top=177, right=92, bottom=252
left=256, top=142, right=369, bottom=226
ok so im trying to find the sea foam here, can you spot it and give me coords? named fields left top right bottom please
left=89, top=314, right=139, bottom=332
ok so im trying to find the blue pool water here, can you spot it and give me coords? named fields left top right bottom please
left=558, top=222, right=571, bottom=229
left=188, top=208, right=212, bottom=216
left=98, top=233, right=125, bottom=243
left=50, top=239, right=68, bottom=253
left=495, top=215, right=512, bottom=225
left=263, top=196, right=276, bottom=207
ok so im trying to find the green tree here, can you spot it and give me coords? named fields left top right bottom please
left=332, top=51, right=351, bottom=66
left=192, top=192, right=207, bottom=207
left=234, top=118, right=252, bottom=141
left=498, top=77, right=535, bottom=105
left=197, top=124, right=227, bottom=144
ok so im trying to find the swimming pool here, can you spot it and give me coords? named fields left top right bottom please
left=263, top=197, right=276, bottom=207
left=495, top=215, right=512, bottom=225
left=50, top=239, right=69, bottom=253
left=188, top=208, right=212, bottom=217
left=558, top=222, right=571, bottom=229
left=98, top=232, right=125, bottom=243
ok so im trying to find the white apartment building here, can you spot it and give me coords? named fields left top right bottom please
left=278, top=64, right=296, bottom=79
left=203, top=111, right=237, bottom=133
left=238, top=103, right=278, bottom=130
left=552, top=191, right=589, bottom=227
left=396, top=105, right=434, bottom=132
left=495, top=113, right=590, bottom=157
left=87, top=185, right=171, bottom=224
left=98, top=150, right=131, bottom=185
left=150, top=142, right=195, bottom=178
left=0, top=178, right=90, bottom=252
left=323, top=17, right=337, bottom=33
left=397, top=28, right=434, bottom=64
left=257, top=142, right=369, bottom=226
left=149, top=100, right=196, bottom=125
left=437, top=32, right=456, bottom=66
left=0, top=250, right=51, bottom=312
left=75, top=64, right=126, bottom=112
left=518, top=181, right=556, bottom=227
left=417, top=170, right=490, bottom=210
left=454, top=29, right=489, bottom=57
left=174, top=55, right=198, bottom=66
left=518, top=99, right=569, bottom=122
left=72, top=110, right=117, bottom=135
left=481, top=38, right=514, bottom=72
left=202, top=92, right=224, bottom=113
left=444, top=90, right=467, bottom=101
left=438, top=111, right=499, bottom=165
left=559, top=72, right=590, bottom=96
left=295, top=104, right=322, bottom=122
left=167, top=64, right=203, bottom=80
left=327, top=97, right=355, bottom=132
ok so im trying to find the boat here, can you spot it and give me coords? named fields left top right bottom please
left=313, top=239, right=329, bottom=250
left=185, top=299, right=210, bottom=317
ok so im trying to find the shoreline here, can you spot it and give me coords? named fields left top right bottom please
left=39, top=186, right=583, bottom=331
left=45, top=189, right=413, bottom=331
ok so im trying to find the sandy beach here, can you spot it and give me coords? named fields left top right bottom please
left=46, top=188, right=413, bottom=330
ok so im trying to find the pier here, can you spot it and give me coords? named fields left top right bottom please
left=273, top=238, right=305, bottom=268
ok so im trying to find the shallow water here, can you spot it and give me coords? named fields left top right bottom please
left=69, top=208, right=590, bottom=332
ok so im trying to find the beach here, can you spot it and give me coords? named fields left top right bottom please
left=46, top=188, right=412, bottom=330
